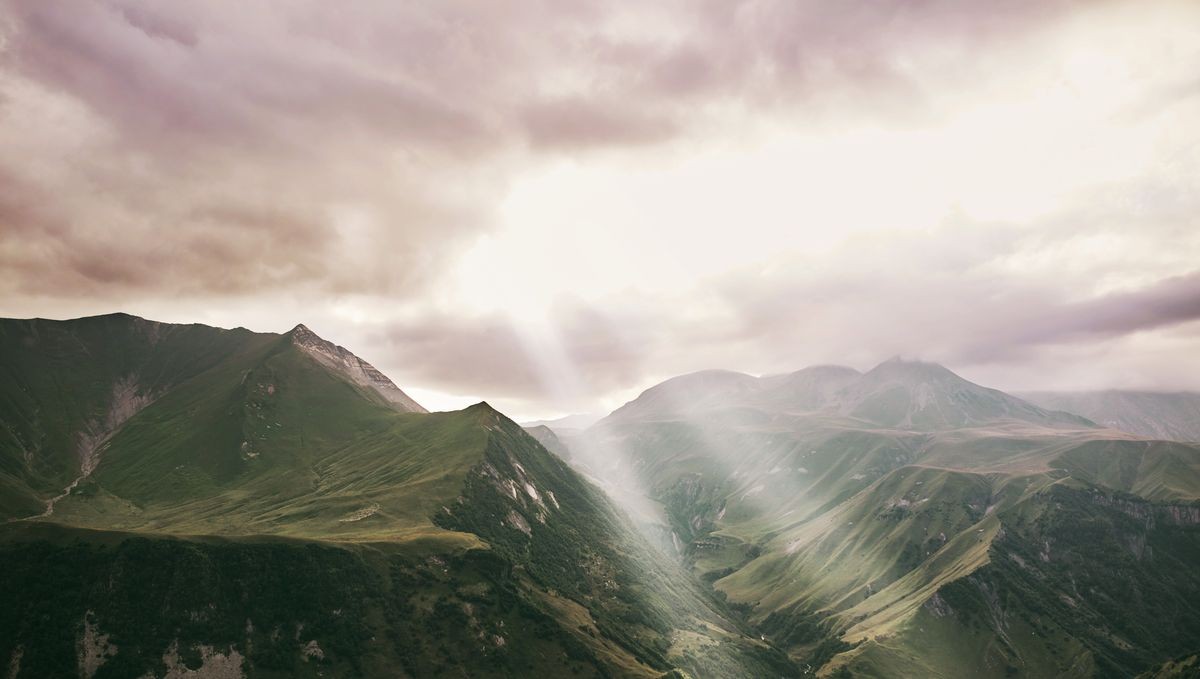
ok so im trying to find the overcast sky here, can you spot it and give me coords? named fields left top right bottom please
left=2, top=0, right=1198, bottom=419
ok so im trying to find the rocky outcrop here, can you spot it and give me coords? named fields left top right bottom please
left=77, top=376, right=157, bottom=476
left=1091, top=492, right=1200, bottom=527
left=77, top=612, right=117, bottom=679
left=155, top=642, right=245, bottom=679
left=288, top=324, right=426, bottom=413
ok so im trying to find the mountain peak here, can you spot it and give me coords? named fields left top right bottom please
left=864, top=357, right=960, bottom=383
left=287, top=322, right=320, bottom=340
left=287, top=323, right=427, bottom=414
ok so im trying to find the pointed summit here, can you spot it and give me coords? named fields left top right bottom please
left=287, top=323, right=427, bottom=413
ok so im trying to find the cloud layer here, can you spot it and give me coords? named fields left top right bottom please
left=1, top=0, right=1198, bottom=418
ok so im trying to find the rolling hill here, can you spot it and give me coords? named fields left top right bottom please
left=0, top=314, right=798, bottom=678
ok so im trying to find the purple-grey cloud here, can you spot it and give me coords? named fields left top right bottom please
left=0, top=0, right=1099, bottom=301
left=2, top=0, right=1197, bottom=417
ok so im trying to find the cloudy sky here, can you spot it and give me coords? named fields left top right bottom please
left=1, top=0, right=1198, bottom=419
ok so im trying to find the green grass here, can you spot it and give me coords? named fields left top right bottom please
left=0, top=313, right=804, bottom=678
left=572, top=395, right=1200, bottom=677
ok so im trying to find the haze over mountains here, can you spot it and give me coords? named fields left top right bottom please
left=551, top=357, right=1200, bottom=677
left=1018, top=391, right=1200, bottom=443
left=3, top=1, right=1198, bottom=677
left=2, top=313, right=1199, bottom=678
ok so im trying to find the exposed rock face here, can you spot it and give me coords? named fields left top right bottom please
left=78, top=376, right=157, bottom=476
left=40, top=377, right=158, bottom=518
left=288, top=324, right=426, bottom=413
left=1091, top=492, right=1200, bottom=527
left=156, top=642, right=245, bottom=679
left=77, top=612, right=117, bottom=679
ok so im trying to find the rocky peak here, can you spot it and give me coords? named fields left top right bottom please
left=287, top=324, right=427, bottom=413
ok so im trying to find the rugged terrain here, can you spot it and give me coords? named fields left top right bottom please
left=556, top=360, right=1200, bottom=677
left=0, top=314, right=794, bottom=678
left=5, top=313, right=1199, bottom=678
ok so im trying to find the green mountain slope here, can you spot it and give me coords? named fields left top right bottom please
left=561, top=360, right=1200, bottom=677
left=0, top=314, right=799, bottom=678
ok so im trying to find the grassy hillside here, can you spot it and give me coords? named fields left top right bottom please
left=0, top=314, right=801, bottom=678
left=562, top=361, right=1200, bottom=677
left=0, top=314, right=276, bottom=518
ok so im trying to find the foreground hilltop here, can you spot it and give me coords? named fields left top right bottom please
left=0, top=313, right=796, bottom=678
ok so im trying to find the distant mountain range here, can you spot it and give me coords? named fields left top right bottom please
left=521, top=413, right=602, bottom=430
left=1019, top=390, right=1200, bottom=443
left=551, top=358, right=1200, bottom=677
left=3, top=313, right=1199, bottom=678
left=604, top=358, right=1095, bottom=430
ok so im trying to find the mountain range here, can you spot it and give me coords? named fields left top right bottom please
left=1018, top=390, right=1200, bottom=443
left=554, top=360, right=1200, bottom=677
left=2, top=313, right=1199, bottom=678
left=0, top=314, right=791, bottom=678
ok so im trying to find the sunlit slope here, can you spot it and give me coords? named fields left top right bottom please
left=1140, top=653, right=1200, bottom=679
left=564, top=359, right=1200, bottom=677
left=824, top=483, right=1200, bottom=678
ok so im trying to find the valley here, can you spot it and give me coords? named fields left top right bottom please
left=2, top=314, right=1199, bottom=678
left=553, top=361, right=1200, bottom=677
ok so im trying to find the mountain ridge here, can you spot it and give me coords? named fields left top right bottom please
left=0, top=312, right=800, bottom=678
left=559, top=359, right=1200, bottom=677
left=597, top=358, right=1095, bottom=432
left=1019, top=389, right=1200, bottom=442
left=287, top=322, right=426, bottom=413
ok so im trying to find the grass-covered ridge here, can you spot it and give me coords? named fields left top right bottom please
left=0, top=313, right=802, bottom=678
